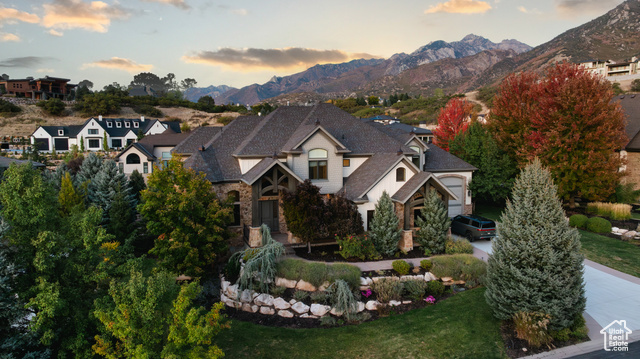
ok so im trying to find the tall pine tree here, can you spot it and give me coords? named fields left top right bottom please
left=370, top=191, right=401, bottom=256
left=75, top=152, right=103, bottom=189
left=414, top=189, right=450, bottom=254
left=88, top=159, right=134, bottom=222
left=484, top=159, right=585, bottom=330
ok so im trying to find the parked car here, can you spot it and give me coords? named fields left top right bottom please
left=451, top=215, right=496, bottom=242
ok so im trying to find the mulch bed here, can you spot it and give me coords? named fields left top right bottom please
left=500, top=321, right=588, bottom=358
left=294, top=244, right=428, bottom=262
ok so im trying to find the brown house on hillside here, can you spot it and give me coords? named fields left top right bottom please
left=0, top=76, right=76, bottom=100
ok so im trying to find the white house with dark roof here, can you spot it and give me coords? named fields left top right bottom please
left=115, top=131, right=191, bottom=176
left=175, top=103, right=475, bottom=248
left=30, top=116, right=180, bottom=152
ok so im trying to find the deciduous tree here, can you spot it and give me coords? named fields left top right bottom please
left=432, top=97, right=474, bottom=151
left=282, top=180, right=327, bottom=253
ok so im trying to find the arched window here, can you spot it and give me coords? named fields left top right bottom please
left=396, top=167, right=406, bottom=182
left=308, top=148, right=328, bottom=180
left=126, top=153, right=141, bottom=164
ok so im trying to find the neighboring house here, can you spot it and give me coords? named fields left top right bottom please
left=579, top=59, right=613, bottom=77
left=128, top=85, right=158, bottom=97
left=30, top=116, right=181, bottom=153
left=606, top=59, right=638, bottom=77
left=0, top=76, right=76, bottom=100
left=177, top=104, right=474, bottom=248
left=0, top=157, right=44, bottom=177
left=579, top=57, right=640, bottom=79
left=115, top=131, right=191, bottom=176
left=618, top=94, right=640, bottom=187
left=363, top=115, right=434, bottom=144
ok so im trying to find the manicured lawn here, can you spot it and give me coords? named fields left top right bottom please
left=579, top=230, right=640, bottom=278
left=216, top=288, right=507, bottom=359
left=474, top=204, right=504, bottom=221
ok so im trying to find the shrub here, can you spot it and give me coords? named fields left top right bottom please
left=326, top=279, right=358, bottom=321
left=276, top=259, right=361, bottom=291
left=414, top=189, right=451, bottom=254
left=586, top=201, right=631, bottom=220
left=320, top=316, right=336, bottom=327
left=134, top=104, right=163, bottom=117
left=430, top=254, right=487, bottom=284
left=326, top=194, right=364, bottom=238
left=568, top=214, right=588, bottom=229
left=513, top=311, right=553, bottom=349
left=270, top=285, right=286, bottom=297
left=294, top=290, right=310, bottom=302
left=371, top=278, right=403, bottom=303
left=403, top=279, right=427, bottom=301
left=180, top=123, right=191, bottom=132
left=611, top=182, right=640, bottom=204
left=392, top=260, right=411, bottom=275
left=310, top=291, right=328, bottom=304
left=420, top=259, right=433, bottom=271
left=586, top=217, right=612, bottom=233
left=370, top=191, right=401, bottom=257
left=425, top=280, right=445, bottom=297
left=217, top=116, right=234, bottom=126
left=336, top=234, right=380, bottom=261
left=445, top=237, right=473, bottom=254
left=37, top=98, right=65, bottom=115
left=0, top=99, right=22, bottom=113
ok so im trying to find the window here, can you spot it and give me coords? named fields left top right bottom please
left=88, top=139, right=100, bottom=148
left=106, top=122, right=112, bottom=128
left=88, top=129, right=98, bottom=135
left=125, top=122, right=130, bottom=128
left=228, top=191, right=241, bottom=226
left=143, top=162, right=148, bottom=174
left=410, top=145, right=421, bottom=168
left=162, top=152, right=171, bottom=169
left=133, top=122, right=139, bottom=128
left=309, top=148, right=328, bottom=180
left=343, top=159, right=350, bottom=167
left=396, top=167, right=405, bottom=182
left=111, top=139, right=122, bottom=148
left=118, top=162, right=124, bottom=174
left=126, top=153, right=140, bottom=164
left=116, top=122, right=121, bottom=128
left=366, top=210, right=375, bottom=231
left=58, top=129, right=64, bottom=136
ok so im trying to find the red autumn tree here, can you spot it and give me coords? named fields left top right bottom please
left=489, top=62, right=628, bottom=206
left=433, top=97, right=474, bottom=151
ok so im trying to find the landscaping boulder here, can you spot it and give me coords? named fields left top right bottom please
left=296, top=280, right=317, bottom=292
left=221, top=294, right=241, bottom=309
left=259, top=306, right=275, bottom=315
left=389, top=300, right=401, bottom=307
left=441, top=277, right=453, bottom=282
left=300, top=313, right=318, bottom=319
left=357, top=301, right=365, bottom=313
left=318, top=281, right=331, bottom=291
left=240, top=289, right=254, bottom=303
left=623, top=231, right=637, bottom=240
left=289, top=299, right=297, bottom=305
left=365, top=300, right=380, bottom=311
left=278, top=310, right=294, bottom=318
left=310, top=303, right=330, bottom=317
left=221, top=280, right=230, bottom=293
left=275, top=277, right=298, bottom=289
left=425, top=272, right=437, bottom=282
left=242, top=303, right=258, bottom=313
left=330, top=308, right=343, bottom=316
left=402, top=300, right=412, bottom=305
left=224, top=284, right=238, bottom=299
left=254, top=293, right=274, bottom=306
left=291, top=302, right=310, bottom=315
left=273, top=297, right=291, bottom=310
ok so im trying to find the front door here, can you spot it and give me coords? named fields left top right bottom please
left=260, top=200, right=279, bottom=232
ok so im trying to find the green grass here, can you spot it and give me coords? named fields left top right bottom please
left=216, top=287, right=506, bottom=359
left=579, top=230, right=640, bottom=278
left=474, top=204, right=503, bottom=221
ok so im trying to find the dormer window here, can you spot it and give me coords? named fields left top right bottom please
left=106, top=122, right=112, bottom=128
left=116, top=122, right=121, bottom=128
left=58, top=129, right=64, bottom=136
left=308, top=148, right=328, bottom=180
left=396, top=167, right=406, bottom=182
left=133, top=122, right=139, bottom=128
left=125, top=122, right=130, bottom=128
left=410, top=145, right=421, bottom=168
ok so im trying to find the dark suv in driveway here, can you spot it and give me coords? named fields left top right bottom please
left=451, top=215, right=496, bottom=242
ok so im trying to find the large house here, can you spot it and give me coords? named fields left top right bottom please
left=174, top=104, right=475, bottom=248
left=31, top=116, right=180, bottom=153
left=363, top=115, right=434, bottom=143
left=0, top=76, right=76, bottom=100
left=115, top=131, right=192, bottom=176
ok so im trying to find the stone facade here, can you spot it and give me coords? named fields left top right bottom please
left=398, top=230, right=414, bottom=252
left=212, top=182, right=252, bottom=247
left=622, top=152, right=640, bottom=190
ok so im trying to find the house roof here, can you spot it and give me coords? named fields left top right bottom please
left=618, top=95, right=640, bottom=151
left=341, top=153, right=409, bottom=201
left=391, top=171, right=458, bottom=203
left=240, top=157, right=303, bottom=185
left=0, top=157, right=45, bottom=168
left=424, top=144, right=477, bottom=172
left=172, top=126, right=223, bottom=155
left=115, top=132, right=190, bottom=161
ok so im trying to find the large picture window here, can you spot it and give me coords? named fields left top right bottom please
left=88, top=139, right=100, bottom=148
left=308, top=149, right=328, bottom=180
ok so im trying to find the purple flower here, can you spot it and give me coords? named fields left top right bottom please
left=362, top=289, right=372, bottom=298
left=424, top=295, right=436, bottom=304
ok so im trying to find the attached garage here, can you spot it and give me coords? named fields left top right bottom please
left=438, top=176, right=463, bottom=217
left=34, top=138, right=49, bottom=151
left=54, top=138, right=69, bottom=151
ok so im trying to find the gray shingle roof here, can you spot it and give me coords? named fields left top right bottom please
left=0, top=157, right=45, bottom=168
left=240, top=157, right=303, bottom=185
left=172, top=127, right=223, bottom=155
left=424, top=144, right=477, bottom=172
left=391, top=171, right=458, bottom=203
left=340, top=153, right=406, bottom=201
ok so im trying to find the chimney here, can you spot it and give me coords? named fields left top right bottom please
left=258, top=112, right=262, bottom=117
left=140, top=116, right=145, bottom=122
left=98, top=115, right=102, bottom=121
left=397, top=148, right=403, bottom=156
left=199, top=145, right=205, bottom=152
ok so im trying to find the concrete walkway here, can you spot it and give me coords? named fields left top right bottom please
left=471, top=239, right=640, bottom=358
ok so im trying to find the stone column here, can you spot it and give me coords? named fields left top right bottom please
left=398, top=230, right=414, bottom=252
left=249, top=227, right=262, bottom=248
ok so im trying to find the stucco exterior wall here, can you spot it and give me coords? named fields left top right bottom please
left=239, top=158, right=263, bottom=174
left=291, top=131, right=343, bottom=194
left=117, top=147, right=154, bottom=176
left=342, top=156, right=368, bottom=177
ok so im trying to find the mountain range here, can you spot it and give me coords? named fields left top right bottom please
left=187, top=0, right=640, bottom=105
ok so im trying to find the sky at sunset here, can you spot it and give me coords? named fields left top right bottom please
left=0, top=0, right=625, bottom=90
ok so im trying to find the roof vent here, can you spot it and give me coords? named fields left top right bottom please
left=98, top=115, right=102, bottom=121
left=140, top=116, right=145, bottom=122
left=397, top=148, right=403, bottom=156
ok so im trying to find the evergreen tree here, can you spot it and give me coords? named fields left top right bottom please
left=108, top=183, right=135, bottom=242
left=102, top=132, right=109, bottom=152
left=484, top=159, right=585, bottom=330
left=59, top=172, right=84, bottom=216
left=128, top=169, right=146, bottom=203
left=88, top=159, right=134, bottom=222
left=369, top=191, right=401, bottom=256
left=414, top=189, right=451, bottom=254
left=80, top=136, right=85, bottom=152
left=44, top=162, right=70, bottom=191
left=75, top=152, right=103, bottom=189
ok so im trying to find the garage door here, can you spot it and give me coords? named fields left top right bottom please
left=438, top=176, right=463, bottom=217
left=54, top=138, right=69, bottom=151
left=34, top=138, right=49, bottom=151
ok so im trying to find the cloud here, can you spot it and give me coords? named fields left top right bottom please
left=182, top=47, right=378, bottom=71
left=217, top=5, right=248, bottom=16
left=42, top=0, right=131, bottom=33
left=140, top=0, right=190, bottom=10
left=0, top=56, right=51, bottom=68
left=555, top=0, right=622, bottom=17
left=82, top=57, right=154, bottom=72
left=425, top=0, right=492, bottom=14
left=0, top=7, right=40, bottom=26
left=518, top=6, right=542, bottom=15
left=37, top=68, right=55, bottom=73
left=0, top=32, right=20, bottom=42
left=48, top=29, right=64, bottom=37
